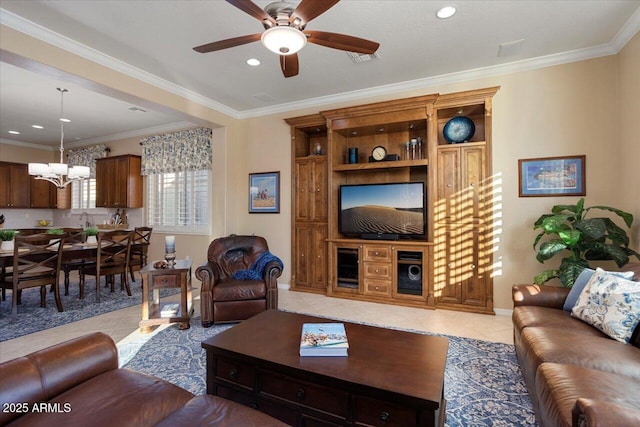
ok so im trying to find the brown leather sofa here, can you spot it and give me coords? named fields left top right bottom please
left=0, top=332, right=287, bottom=426
left=196, top=235, right=283, bottom=327
left=512, top=263, right=640, bottom=427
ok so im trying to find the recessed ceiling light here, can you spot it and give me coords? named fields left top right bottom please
left=437, top=6, right=456, bottom=19
left=59, top=118, right=71, bottom=123
left=247, top=58, right=261, bottom=66
left=32, top=124, right=44, bottom=129
left=8, top=130, right=20, bottom=135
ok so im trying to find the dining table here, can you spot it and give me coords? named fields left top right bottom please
left=0, top=242, right=145, bottom=269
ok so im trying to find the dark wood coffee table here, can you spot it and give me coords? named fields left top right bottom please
left=202, top=310, right=448, bottom=427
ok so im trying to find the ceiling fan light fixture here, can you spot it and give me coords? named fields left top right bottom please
left=261, top=26, right=307, bottom=55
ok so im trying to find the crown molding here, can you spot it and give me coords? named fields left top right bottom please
left=239, top=43, right=618, bottom=118
left=2, top=6, right=639, bottom=121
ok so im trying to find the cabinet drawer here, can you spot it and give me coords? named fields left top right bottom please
left=215, top=357, right=254, bottom=389
left=259, top=370, right=348, bottom=418
left=364, top=246, right=391, bottom=262
left=216, top=384, right=299, bottom=425
left=353, top=395, right=416, bottom=427
left=151, top=274, right=179, bottom=289
left=364, top=279, right=391, bottom=296
left=363, top=262, right=391, bottom=279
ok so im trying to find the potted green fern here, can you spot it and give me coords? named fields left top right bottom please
left=0, top=229, right=16, bottom=251
left=533, top=198, right=640, bottom=287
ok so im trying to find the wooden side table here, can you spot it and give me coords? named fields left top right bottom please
left=139, top=258, right=193, bottom=333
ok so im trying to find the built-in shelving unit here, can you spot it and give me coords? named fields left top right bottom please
left=286, top=87, right=499, bottom=314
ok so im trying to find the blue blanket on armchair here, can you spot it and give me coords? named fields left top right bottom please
left=232, top=251, right=283, bottom=280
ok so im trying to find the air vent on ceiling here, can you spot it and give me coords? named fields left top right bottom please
left=498, top=39, right=524, bottom=57
left=346, top=51, right=380, bottom=63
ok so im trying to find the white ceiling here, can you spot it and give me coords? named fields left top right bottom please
left=1, top=0, right=639, bottom=148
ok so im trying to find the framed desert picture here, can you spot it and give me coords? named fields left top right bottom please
left=249, top=171, right=280, bottom=213
left=518, top=155, right=586, bottom=197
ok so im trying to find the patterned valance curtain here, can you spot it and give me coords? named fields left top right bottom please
left=67, top=144, right=109, bottom=178
left=140, top=127, right=212, bottom=176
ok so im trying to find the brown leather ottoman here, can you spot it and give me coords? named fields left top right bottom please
left=154, top=395, right=288, bottom=427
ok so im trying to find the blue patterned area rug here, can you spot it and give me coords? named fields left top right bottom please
left=122, top=313, right=536, bottom=427
left=0, top=280, right=177, bottom=342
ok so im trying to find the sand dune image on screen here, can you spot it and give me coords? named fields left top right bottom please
left=341, top=205, right=423, bottom=234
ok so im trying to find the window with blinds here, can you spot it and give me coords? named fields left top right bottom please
left=71, top=179, right=96, bottom=209
left=147, top=169, right=210, bottom=233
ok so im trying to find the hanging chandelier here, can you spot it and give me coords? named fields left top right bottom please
left=28, top=88, right=90, bottom=188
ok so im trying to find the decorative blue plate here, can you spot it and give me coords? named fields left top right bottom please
left=443, top=116, right=475, bottom=143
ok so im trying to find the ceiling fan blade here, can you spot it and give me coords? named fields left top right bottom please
left=193, top=33, right=262, bottom=53
left=280, top=54, right=299, bottom=78
left=291, top=0, right=340, bottom=24
left=305, top=30, right=379, bottom=54
left=226, top=0, right=275, bottom=24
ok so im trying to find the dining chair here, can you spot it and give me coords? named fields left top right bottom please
left=79, top=230, right=133, bottom=302
left=129, top=226, right=152, bottom=282
left=59, top=227, right=87, bottom=296
left=0, top=233, right=64, bottom=321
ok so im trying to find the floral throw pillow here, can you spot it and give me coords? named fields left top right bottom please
left=571, top=268, right=640, bottom=343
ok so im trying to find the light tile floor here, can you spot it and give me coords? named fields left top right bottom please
left=0, top=284, right=513, bottom=363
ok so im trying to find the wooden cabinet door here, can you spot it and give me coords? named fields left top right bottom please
left=294, top=225, right=311, bottom=288
left=310, top=225, right=327, bottom=290
left=295, top=160, right=310, bottom=221
left=460, top=146, right=486, bottom=221
left=95, top=157, right=111, bottom=207
left=294, top=225, right=327, bottom=291
left=113, top=157, right=128, bottom=207
left=0, top=163, right=10, bottom=208
left=436, top=145, right=485, bottom=224
left=2, top=163, right=30, bottom=208
left=310, top=158, right=327, bottom=221
left=437, top=227, right=487, bottom=307
left=436, top=148, right=460, bottom=223
left=30, top=177, right=56, bottom=208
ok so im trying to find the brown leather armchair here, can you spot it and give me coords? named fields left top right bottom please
left=196, top=235, right=283, bottom=327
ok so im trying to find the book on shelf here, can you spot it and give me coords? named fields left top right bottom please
left=160, top=303, right=179, bottom=317
left=299, top=323, right=349, bottom=357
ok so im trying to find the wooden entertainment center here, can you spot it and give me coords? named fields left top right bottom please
left=286, top=87, right=499, bottom=314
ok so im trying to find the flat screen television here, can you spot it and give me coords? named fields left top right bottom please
left=339, top=182, right=426, bottom=240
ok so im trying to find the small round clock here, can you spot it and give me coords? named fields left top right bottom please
left=371, top=145, right=387, bottom=162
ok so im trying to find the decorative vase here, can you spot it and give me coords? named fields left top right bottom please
left=443, top=115, right=475, bottom=143
left=86, top=235, right=98, bottom=245
left=1, top=240, right=14, bottom=251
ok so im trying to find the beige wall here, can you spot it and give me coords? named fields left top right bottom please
left=2, top=25, right=638, bottom=311
left=618, top=31, right=640, bottom=247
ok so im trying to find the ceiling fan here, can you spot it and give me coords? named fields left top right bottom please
left=193, top=0, right=380, bottom=78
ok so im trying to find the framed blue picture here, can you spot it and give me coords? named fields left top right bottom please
left=518, top=155, right=585, bottom=197
left=249, top=171, right=280, bottom=213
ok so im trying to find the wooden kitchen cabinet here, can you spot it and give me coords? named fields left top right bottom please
left=29, top=176, right=57, bottom=208
left=95, top=155, right=142, bottom=208
left=0, top=162, right=30, bottom=208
